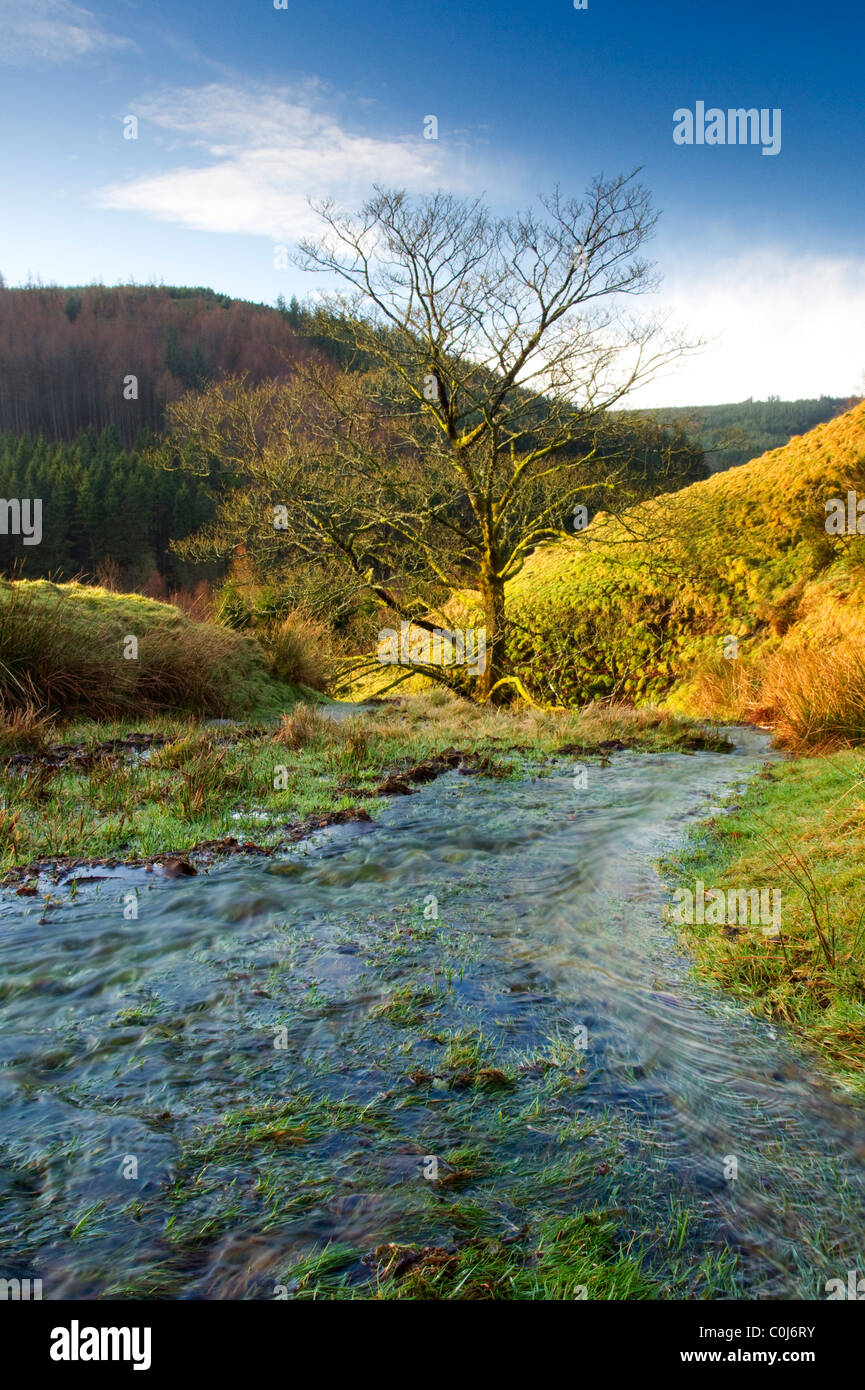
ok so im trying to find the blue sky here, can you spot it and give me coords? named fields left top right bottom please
left=1, top=0, right=863, bottom=404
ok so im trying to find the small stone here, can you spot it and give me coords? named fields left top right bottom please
left=162, top=858, right=198, bottom=878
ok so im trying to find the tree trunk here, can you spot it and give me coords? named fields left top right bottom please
left=478, top=571, right=507, bottom=702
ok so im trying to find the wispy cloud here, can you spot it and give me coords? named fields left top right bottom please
left=628, top=249, right=865, bottom=406
left=0, top=0, right=132, bottom=64
left=97, top=84, right=862, bottom=405
left=98, top=82, right=493, bottom=241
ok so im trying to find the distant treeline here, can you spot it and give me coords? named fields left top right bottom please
left=642, top=396, right=860, bottom=471
left=0, top=283, right=854, bottom=470
left=0, top=429, right=214, bottom=586
left=0, top=284, right=334, bottom=445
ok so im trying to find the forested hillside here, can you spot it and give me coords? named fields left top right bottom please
left=1, top=281, right=855, bottom=615
left=640, top=395, right=858, bottom=471
left=0, top=430, right=214, bottom=586
left=0, top=284, right=329, bottom=443
left=1, top=282, right=852, bottom=466
left=0, top=282, right=708, bottom=597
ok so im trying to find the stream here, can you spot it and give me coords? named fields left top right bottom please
left=1, top=726, right=863, bottom=1299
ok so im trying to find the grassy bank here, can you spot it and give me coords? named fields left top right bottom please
left=663, top=750, right=865, bottom=1092
left=0, top=578, right=302, bottom=720
left=1, top=695, right=729, bottom=878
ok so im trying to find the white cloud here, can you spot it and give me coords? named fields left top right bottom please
left=98, top=93, right=863, bottom=405
left=99, top=83, right=486, bottom=242
left=627, top=249, right=865, bottom=406
left=0, top=0, right=131, bottom=64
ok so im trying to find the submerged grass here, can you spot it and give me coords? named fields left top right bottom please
left=291, top=1213, right=663, bottom=1300
left=0, top=693, right=729, bottom=875
left=149, top=993, right=739, bottom=1301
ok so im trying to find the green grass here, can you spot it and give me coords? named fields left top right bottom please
left=471, top=399, right=865, bottom=731
left=340, top=1213, right=661, bottom=1300
left=0, top=694, right=730, bottom=875
left=151, top=1027, right=736, bottom=1302
left=662, top=750, right=865, bottom=1091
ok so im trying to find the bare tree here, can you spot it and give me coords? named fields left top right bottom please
left=296, top=174, right=697, bottom=698
left=163, top=363, right=461, bottom=642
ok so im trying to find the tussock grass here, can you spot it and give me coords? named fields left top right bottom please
left=689, top=655, right=760, bottom=724
left=690, top=577, right=865, bottom=751
left=274, top=704, right=328, bottom=749
left=0, top=694, right=55, bottom=753
left=759, top=642, right=865, bottom=751
left=0, top=578, right=299, bottom=719
left=265, top=610, right=339, bottom=692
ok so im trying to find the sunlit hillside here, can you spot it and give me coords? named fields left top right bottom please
left=502, top=400, right=865, bottom=744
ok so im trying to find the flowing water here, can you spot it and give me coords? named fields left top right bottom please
left=1, top=727, right=863, bottom=1298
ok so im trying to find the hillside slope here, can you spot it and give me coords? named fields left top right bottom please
left=0, top=285, right=327, bottom=444
left=503, top=400, right=865, bottom=742
left=0, top=579, right=301, bottom=719
left=638, top=395, right=858, bottom=472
